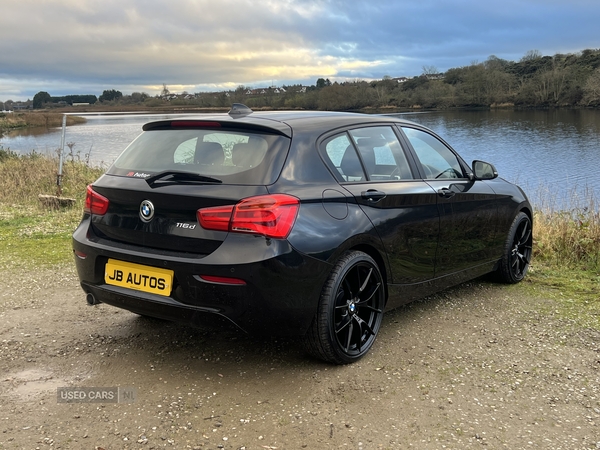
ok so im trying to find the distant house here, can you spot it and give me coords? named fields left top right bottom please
left=243, top=86, right=290, bottom=96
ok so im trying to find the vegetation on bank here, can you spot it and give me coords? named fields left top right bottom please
left=0, top=149, right=104, bottom=270
left=527, top=191, right=600, bottom=326
left=8, top=48, right=600, bottom=112
left=0, top=112, right=85, bottom=133
left=0, top=150, right=597, bottom=327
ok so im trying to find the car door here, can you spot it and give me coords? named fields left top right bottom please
left=399, top=126, right=500, bottom=277
left=321, top=125, right=440, bottom=297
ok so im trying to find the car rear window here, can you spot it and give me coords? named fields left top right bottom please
left=107, top=128, right=291, bottom=185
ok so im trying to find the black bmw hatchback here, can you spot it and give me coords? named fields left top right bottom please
left=73, top=104, right=532, bottom=364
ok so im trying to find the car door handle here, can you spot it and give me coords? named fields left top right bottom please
left=437, top=188, right=455, bottom=198
left=361, top=189, right=386, bottom=202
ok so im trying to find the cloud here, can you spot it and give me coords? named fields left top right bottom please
left=1, top=0, right=599, bottom=100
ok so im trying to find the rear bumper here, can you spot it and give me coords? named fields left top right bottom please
left=81, top=283, right=243, bottom=330
left=73, top=222, right=332, bottom=336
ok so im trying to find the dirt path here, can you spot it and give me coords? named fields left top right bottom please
left=1, top=267, right=599, bottom=449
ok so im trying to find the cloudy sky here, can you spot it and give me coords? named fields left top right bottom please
left=1, top=0, right=599, bottom=101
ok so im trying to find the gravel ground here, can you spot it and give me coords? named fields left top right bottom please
left=0, top=266, right=599, bottom=449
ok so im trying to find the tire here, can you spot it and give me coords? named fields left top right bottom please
left=303, top=251, right=385, bottom=364
left=495, top=212, right=533, bottom=284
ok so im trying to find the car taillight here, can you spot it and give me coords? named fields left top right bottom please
left=198, top=194, right=300, bottom=239
left=197, top=205, right=234, bottom=232
left=84, top=185, right=109, bottom=215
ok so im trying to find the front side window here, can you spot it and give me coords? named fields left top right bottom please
left=402, top=127, right=464, bottom=180
left=322, top=126, right=413, bottom=182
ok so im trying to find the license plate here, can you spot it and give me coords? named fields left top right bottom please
left=105, top=259, right=173, bottom=297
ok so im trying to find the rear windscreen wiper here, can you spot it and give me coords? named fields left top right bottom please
left=145, top=170, right=223, bottom=187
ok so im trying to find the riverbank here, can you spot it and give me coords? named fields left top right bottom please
left=0, top=111, right=86, bottom=134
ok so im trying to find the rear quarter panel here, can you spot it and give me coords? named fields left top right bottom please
left=271, top=128, right=388, bottom=268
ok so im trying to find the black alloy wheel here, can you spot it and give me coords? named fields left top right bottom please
left=497, top=212, right=533, bottom=283
left=304, top=251, right=385, bottom=364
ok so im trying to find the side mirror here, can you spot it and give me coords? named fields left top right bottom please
left=472, top=160, right=498, bottom=180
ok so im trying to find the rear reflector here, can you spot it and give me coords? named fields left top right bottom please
left=84, top=185, right=109, bottom=215
left=198, top=194, right=300, bottom=239
left=74, top=250, right=87, bottom=259
left=198, top=275, right=246, bottom=285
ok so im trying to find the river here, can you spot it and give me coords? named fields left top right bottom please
left=2, top=109, right=599, bottom=209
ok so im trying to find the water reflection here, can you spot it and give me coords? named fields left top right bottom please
left=396, top=109, right=600, bottom=208
left=4, top=127, right=56, bottom=138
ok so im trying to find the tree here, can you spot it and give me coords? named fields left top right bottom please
left=533, top=58, right=568, bottom=104
left=161, top=84, right=170, bottom=97
left=401, top=75, right=429, bottom=91
left=130, top=92, right=149, bottom=103
left=99, top=89, right=123, bottom=102
left=521, top=49, right=542, bottom=62
left=372, top=76, right=397, bottom=106
left=231, top=85, right=248, bottom=103
left=484, top=55, right=509, bottom=71
left=32, top=91, right=51, bottom=109
left=582, top=67, right=600, bottom=105
left=64, top=95, right=98, bottom=104
left=422, top=65, right=439, bottom=76
left=316, top=78, right=332, bottom=89
left=444, top=67, right=466, bottom=85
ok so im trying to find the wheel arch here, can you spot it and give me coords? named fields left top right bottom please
left=348, top=243, right=389, bottom=305
left=519, top=204, right=533, bottom=223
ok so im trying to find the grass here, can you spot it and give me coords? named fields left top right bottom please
left=524, top=185, right=600, bottom=327
left=0, top=148, right=104, bottom=269
left=533, top=192, right=600, bottom=271
left=0, top=148, right=102, bottom=201
left=523, top=264, right=600, bottom=326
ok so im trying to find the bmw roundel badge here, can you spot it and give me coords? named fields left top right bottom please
left=140, top=200, right=155, bottom=222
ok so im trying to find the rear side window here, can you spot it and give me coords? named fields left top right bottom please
left=322, top=126, right=413, bottom=182
left=108, top=128, right=290, bottom=185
